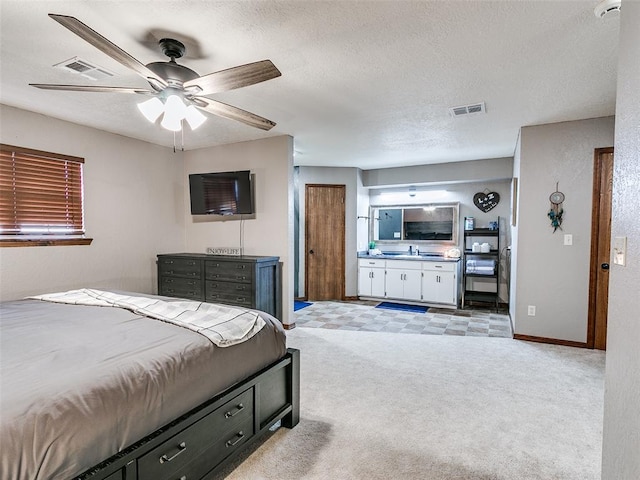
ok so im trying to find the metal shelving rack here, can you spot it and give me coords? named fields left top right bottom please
left=462, top=217, right=500, bottom=310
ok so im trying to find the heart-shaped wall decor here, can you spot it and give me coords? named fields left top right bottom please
left=473, top=191, right=500, bottom=212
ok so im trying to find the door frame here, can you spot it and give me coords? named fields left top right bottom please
left=587, top=147, right=614, bottom=349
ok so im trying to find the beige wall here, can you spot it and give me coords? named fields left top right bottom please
left=0, top=105, right=185, bottom=301
left=602, top=1, right=640, bottom=478
left=512, top=116, right=615, bottom=342
left=183, top=136, right=294, bottom=325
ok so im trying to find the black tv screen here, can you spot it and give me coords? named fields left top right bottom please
left=189, top=170, right=253, bottom=215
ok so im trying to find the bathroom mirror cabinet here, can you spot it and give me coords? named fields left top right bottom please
left=370, top=203, right=460, bottom=246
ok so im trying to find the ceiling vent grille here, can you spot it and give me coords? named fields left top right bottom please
left=54, top=57, right=115, bottom=81
left=449, top=102, right=486, bottom=117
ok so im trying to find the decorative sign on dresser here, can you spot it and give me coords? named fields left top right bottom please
left=157, top=254, right=282, bottom=320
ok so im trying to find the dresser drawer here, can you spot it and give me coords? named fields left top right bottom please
left=158, top=257, right=202, bottom=278
left=205, top=261, right=253, bottom=283
left=159, top=277, right=203, bottom=300
left=138, top=388, right=253, bottom=480
left=205, top=284, right=254, bottom=308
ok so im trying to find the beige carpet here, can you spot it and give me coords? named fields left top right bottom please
left=215, top=327, right=605, bottom=479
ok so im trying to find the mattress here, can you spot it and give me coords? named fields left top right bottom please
left=0, top=295, right=286, bottom=480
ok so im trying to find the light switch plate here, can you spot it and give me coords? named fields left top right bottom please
left=613, top=236, right=627, bottom=266
left=564, top=234, right=573, bottom=246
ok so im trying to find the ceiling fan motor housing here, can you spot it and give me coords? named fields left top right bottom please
left=159, top=38, right=186, bottom=59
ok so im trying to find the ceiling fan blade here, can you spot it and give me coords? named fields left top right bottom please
left=194, top=97, right=276, bottom=131
left=49, top=14, right=167, bottom=89
left=30, top=84, right=154, bottom=94
left=184, top=60, right=281, bottom=96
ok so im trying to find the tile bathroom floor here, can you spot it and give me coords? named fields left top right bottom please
left=294, top=300, right=512, bottom=338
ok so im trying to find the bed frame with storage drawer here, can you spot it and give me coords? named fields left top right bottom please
left=74, top=348, right=300, bottom=480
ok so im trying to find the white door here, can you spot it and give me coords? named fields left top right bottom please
left=385, top=268, right=405, bottom=299
left=435, top=271, right=456, bottom=304
left=358, top=267, right=373, bottom=296
left=370, top=268, right=386, bottom=297
left=403, top=269, right=422, bottom=301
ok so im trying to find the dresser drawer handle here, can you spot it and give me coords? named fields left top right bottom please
left=235, top=276, right=247, bottom=281
left=224, top=403, right=244, bottom=418
left=159, top=441, right=186, bottom=464
left=236, top=265, right=246, bottom=269
left=236, top=297, right=246, bottom=302
left=164, top=260, right=174, bottom=265
left=226, top=431, right=245, bottom=447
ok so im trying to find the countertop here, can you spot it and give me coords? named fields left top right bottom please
left=358, top=252, right=460, bottom=263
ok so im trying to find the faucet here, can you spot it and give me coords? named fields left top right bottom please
left=408, top=245, right=413, bottom=255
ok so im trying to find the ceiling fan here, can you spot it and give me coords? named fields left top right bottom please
left=30, top=14, right=281, bottom=133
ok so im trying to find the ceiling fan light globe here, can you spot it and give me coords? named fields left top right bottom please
left=137, top=97, right=164, bottom=123
left=164, top=94, right=187, bottom=120
left=161, top=114, right=182, bottom=132
left=185, top=105, right=207, bottom=130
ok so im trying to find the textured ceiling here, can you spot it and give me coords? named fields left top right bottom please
left=0, top=1, right=619, bottom=169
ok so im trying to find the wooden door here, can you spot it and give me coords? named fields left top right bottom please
left=588, top=147, right=614, bottom=350
left=305, top=184, right=345, bottom=300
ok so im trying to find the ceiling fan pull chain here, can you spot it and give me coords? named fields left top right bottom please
left=181, top=123, right=185, bottom=152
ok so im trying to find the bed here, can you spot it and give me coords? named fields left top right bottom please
left=0, top=290, right=300, bottom=480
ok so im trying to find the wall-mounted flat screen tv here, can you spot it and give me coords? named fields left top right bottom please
left=189, top=170, right=253, bottom=215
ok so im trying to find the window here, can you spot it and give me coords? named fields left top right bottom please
left=0, top=144, right=92, bottom=247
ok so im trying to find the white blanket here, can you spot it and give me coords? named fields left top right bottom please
left=29, top=289, right=265, bottom=347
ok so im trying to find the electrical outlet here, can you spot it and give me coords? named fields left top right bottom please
left=527, top=305, right=536, bottom=316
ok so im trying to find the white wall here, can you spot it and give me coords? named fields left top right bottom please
left=602, top=1, right=640, bottom=478
left=512, top=116, right=615, bottom=343
left=183, top=136, right=295, bottom=325
left=296, top=166, right=360, bottom=298
left=0, top=105, right=185, bottom=301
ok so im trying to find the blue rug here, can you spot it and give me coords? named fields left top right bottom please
left=375, top=301, right=429, bottom=314
left=294, top=300, right=313, bottom=312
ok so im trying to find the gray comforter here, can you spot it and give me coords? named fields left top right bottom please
left=0, top=296, right=286, bottom=480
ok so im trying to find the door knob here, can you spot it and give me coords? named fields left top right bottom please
left=601, top=263, right=610, bottom=270
left=309, top=249, right=314, bottom=254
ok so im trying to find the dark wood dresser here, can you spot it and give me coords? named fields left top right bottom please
left=157, top=254, right=281, bottom=320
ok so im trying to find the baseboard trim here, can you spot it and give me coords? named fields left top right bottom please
left=283, top=323, right=296, bottom=330
left=513, top=334, right=588, bottom=348
left=343, top=296, right=359, bottom=301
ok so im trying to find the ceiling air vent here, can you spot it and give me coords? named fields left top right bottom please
left=54, top=57, right=115, bottom=81
left=449, top=102, right=486, bottom=117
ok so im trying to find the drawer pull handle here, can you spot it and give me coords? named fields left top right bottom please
left=225, top=403, right=245, bottom=418
left=226, top=431, right=245, bottom=447
left=159, top=441, right=186, bottom=464
left=236, top=297, right=246, bottom=302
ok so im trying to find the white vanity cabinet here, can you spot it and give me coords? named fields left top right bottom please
left=358, top=259, right=386, bottom=297
left=422, top=262, right=457, bottom=305
left=384, top=260, right=422, bottom=301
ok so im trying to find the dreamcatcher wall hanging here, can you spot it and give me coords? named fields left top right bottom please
left=547, top=183, right=565, bottom=232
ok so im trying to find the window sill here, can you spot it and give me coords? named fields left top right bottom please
left=0, top=237, right=93, bottom=247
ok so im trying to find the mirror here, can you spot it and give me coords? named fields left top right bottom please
left=370, top=203, right=459, bottom=245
